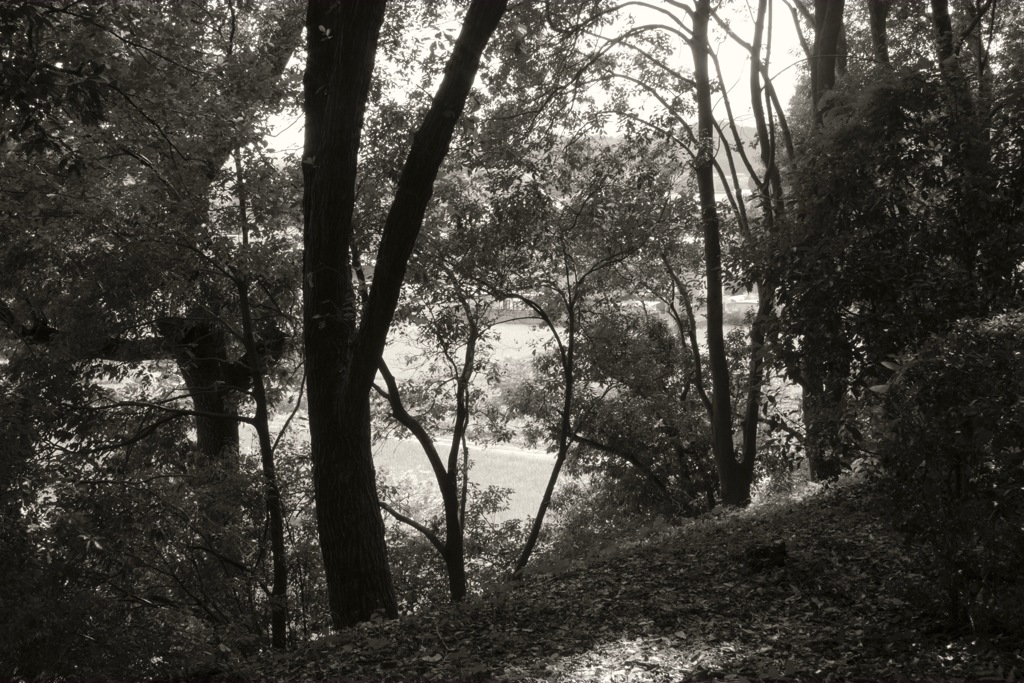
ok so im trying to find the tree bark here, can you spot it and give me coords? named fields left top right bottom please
left=736, top=0, right=776, bottom=489
left=738, top=286, right=770, bottom=487
left=514, top=306, right=575, bottom=575
left=867, top=0, right=891, bottom=66
left=302, top=0, right=506, bottom=628
left=811, top=0, right=846, bottom=114
left=154, top=316, right=244, bottom=468
left=302, top=0, right=394, bottom=629
left=690, top=0, right=747, bottom=506
left=931, top=0, right=955, bottom=64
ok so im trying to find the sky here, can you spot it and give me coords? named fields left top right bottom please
left=268, top=2, right=808, bottom=155
left=624, top=1, right=805, bottom=128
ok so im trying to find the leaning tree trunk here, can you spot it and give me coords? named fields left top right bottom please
left=514, top=307, right=576, bottom=575
left=377, top=359, right=468, bottom=602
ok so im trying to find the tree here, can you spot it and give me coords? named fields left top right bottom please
left=686, top=0, right=750, bottom=504
left=442, top=137, right=674, bottom=571
left=774, top=0, right=1022, bottom=480
left=810, top=0, right=846, bottom=116
left=301, top=0, right=507, bottom=628
left=546, top=0, right=799, bottom=504
left=881, top=311, right=1024, bottom=628
left=1, top=0, right=305, bottom=661
left=355, top=1, right=624, bottom=595
left=372, top=260, right=497, bottom=603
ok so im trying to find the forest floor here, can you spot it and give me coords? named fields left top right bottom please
left=236, top=479, right=1023, bottom=682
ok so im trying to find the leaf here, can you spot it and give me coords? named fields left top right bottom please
left=367, top=637, right=391, bottom=650
left=881, top=360, right=901, bottom=371
left=868, top=384, right=889, bottom=394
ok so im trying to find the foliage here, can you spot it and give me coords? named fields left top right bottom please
left=0, top=0, right=305, bottom=669
left=538, top=477, right=667, bottom=567
left=509, top=306, right=717, bottom=518
left=773, top=64, right=1024, bottom=474
left=0, top=1, right=108, bottom=158
left=382, top=477, right=526, bottom=616
left=879, top=310, right=1024, bottom=630
left=270, top=435, right=332, bottom=644
left=0, top=392, right=274, bottom=678
left=5, top=0, right=1024, bottom=675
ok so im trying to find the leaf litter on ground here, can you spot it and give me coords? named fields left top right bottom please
left=233, top=479, right=1022, bottom=682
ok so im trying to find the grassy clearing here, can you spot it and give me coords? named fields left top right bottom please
left=383, top=319, right=548, bottom=380
left=251, top=320, right=570, bottom=524
left=252, top=416, right=563, bottom=524
left=373, top=437, right=559, bottom=524
left=255, top=312, right=759, bottom=525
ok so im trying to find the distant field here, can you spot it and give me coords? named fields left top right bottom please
left=373, top=438, right=559, bottom=524
left=382, top=319, right=549, bottom=380
left=376, top=321, right=567, bottom=523
left=253, top=309, right=759, bottom=525
left=249, top=416, right=561, bottom=524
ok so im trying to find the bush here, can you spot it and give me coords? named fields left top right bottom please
left=880, top=310, right=1024, bottom=631
left=380, top=474, right=526, bottom=614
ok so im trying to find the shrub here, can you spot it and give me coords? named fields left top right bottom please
left=880, top=310, right=1024, bottom=631
left=380, top=474, right=526, bottom=614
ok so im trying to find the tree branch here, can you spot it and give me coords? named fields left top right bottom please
left=571, top=432, right=670, bottom=495
left=379, top=501, right=446, bottom=555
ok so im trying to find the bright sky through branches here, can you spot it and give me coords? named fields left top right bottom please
left=268, top=2, right=806, bottom=153
left=622, top=0, right=804, bottom=127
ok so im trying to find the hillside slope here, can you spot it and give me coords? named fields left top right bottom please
left=234, top=480, right=1021, bottom=682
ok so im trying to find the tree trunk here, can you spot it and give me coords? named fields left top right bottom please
left=811, top=0, right=846, bottom=113
left=801, top=362, right=845, bottom=481
left=514, top=310, right=575, bottom=575
left=736, top=0, right=780, bottom=494
left=238, top=281, right=289, bottom=649
left=739, top=286, right=771, bottom=484
left=302, top=0, right=506, bottom=628
left=867, top=0, right=891, bottom=66
left=154, top=316, right=243, bottom=470
left=801, top=0, right=847, bottom=480
left=376, top=360, right=468, bottom=602
left=441, top=482, right=468, bottom=601
left=931, top=0, right=955, bottom=64
left=233, top=148, right=288, bottom=650
left=690, top=0, right=747, bottom=506
left=302, top=0, right=394, bottom=629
